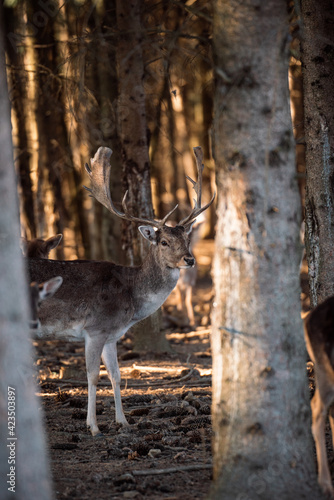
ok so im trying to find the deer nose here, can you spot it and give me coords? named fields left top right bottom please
left=184, top=257, right=195, bottom=267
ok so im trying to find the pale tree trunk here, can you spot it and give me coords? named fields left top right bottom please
left=115, top=0, right=169, bottom=352
left=301, top=0, right=334, bottom=307
left=0, top=7, right=52, bottom=500
left=210, top=0, right=320, bottom=498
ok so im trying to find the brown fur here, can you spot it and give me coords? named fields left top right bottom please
left=304, top=297, right=334, bottom=498
left=22, top=234, right=63, bottom=259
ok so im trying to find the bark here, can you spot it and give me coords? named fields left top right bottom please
left=97, top=1, right=122, bottom=263
left=301, top=0, right=334, bottom=306
left=116, top=0, right=169, bottom=352
left=210, top=0, right=320, bottom=498
left=31, top=0, right=68, bottom=251
left=4, top=4, right=36, bottom=238
left=0, top=5, right=52, bottom=498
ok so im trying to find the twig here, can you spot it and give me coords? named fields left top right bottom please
left=39, top=376, right=212, bottom=389
left=132, top=463, right=212, bottom=476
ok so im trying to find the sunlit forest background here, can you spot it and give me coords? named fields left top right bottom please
left=3, top=0, right=304, bottom=264
left=4, top=0, right=220, bottom=263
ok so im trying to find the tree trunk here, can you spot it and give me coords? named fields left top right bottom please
left=301, top=0, right=334, bottom=307
left=4, top=3, right=36, bottom=238
left=210, top=1, right=320, bottom=498
left=0, top=6, right=52, bottom=498
left=115, top=0, right=170, bottom=352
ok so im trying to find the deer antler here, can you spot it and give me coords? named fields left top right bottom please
left=84, top=147, right=178, bottom=228
left=177, top=147, right=216, bottom=229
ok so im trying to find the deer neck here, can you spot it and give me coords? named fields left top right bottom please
left=130, top=248, right=179, bottom=322
left=139, top=246, right=180, bottom=291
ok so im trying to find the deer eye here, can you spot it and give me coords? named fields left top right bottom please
left=161, top=240, right=168, bottom=247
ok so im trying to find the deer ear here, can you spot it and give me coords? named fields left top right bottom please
left=138, top=226, right=158, bottom=245
left=38, top=276, right=63, bottom=300
left=44, top=234, right=63, bottom=255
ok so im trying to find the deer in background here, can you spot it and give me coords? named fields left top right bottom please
left=29, top=277, right=63, bottom=331
left=22, top=234, right=63, bottom=259
left=28, top=146, right=215, bottom=436
left=175, top=221, right=202, bottom=326
left=22, top=234, right=63, bottom=328
left=304, top=297, right=334, bottom=498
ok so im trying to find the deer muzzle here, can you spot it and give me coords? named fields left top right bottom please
left=178, top=256, right=195, bottom=269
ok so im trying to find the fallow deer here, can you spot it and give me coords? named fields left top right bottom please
left=22, top=234, right=63, bottom=259
left=29, top=277, right=63, bottom=331
left=304, top=297, right=334, bottom=498
left=175, top=222, right=202, bottom=326
left=28, top=146, right=215, bottom=436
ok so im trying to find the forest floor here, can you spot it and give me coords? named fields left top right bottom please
left=33, top=240, right=215, bottom=500
left=33, top=241, right=325, bottom=500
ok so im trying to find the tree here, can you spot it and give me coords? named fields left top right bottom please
left=115, top=0, right=169, bottom=352
left=0, top=5, right=52, bottom=499
left=210, top=0, right=321, bottom=497
left=301, top=0, right=334, bottom=307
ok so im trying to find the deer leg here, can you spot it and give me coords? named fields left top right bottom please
left=329, top=404, right=334, bottom=450
left=85, top=335, right=105, bottom=437
left=176, top=285, right=184, bottom=312
left=102, top=341, right=128, bottom=426
left=185, top=285, right=195, bottom=326
left=311, top=388, right=334, bottom=497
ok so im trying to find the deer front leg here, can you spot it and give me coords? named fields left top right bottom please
left=102, top=341, right=128, bottom=426
left=311, top=388, right=334, bottom=497
left=85, top=335, right=105, bottom=436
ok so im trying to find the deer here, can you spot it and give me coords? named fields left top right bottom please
left=304, top=297, right=334, bottom=498
left=29, top=277, right=63, bottom=331
left=27, top=146, right=215, bottom=436
left=21, top=234, right=63, bottom=259
left=175, top=222, right=202, bottom=326
left=22, top=235, right=63, bottom=327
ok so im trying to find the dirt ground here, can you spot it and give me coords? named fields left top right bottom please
left=33, top=241, right=328, bottom=499
left=33, top=240, right=215, bottom=500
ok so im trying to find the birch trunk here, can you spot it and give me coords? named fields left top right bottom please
left=210, top=0, right=320, bottom=497
left=0, top=6, right=52, bottom=498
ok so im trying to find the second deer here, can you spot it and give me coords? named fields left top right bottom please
left=22, top=234, right=63, bottom=259
left=28, top=146, right=215, bottom=436
left=175, top=222, right=202, bottom=326
left=304, top=297, right=334, bottom=498
left=29, top=277, right=63, bottom=331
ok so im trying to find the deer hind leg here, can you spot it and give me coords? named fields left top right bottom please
left=176, top=284, right=184, bottom=313
left=102, top=341, right=128, bottom=426
left=311, top=387, right=334, bottom=497
left=329, top=404, right=334, bottom=451
left=185, top=285, right=195, bottom=326
left=85, top=335, right=105, bottom=436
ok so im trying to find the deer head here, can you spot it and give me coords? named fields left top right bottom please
left=22, top=234, right=63, bottom=259
left=84, top=146, right=215, bottom=269
left=29, top=276, right=63, bottom=330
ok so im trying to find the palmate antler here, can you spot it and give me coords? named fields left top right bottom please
left=84, top=147, right=178, bottom=228
left=84, top=146, right=215, bottom=229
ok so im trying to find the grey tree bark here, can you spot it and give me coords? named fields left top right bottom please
left=0, top=6, right=53, bottom=500
left=210, top=0, right=321, bottom=498
left=301, top=0, right=334, bottom=307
